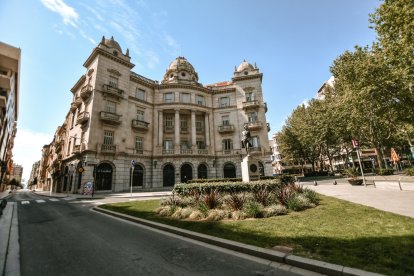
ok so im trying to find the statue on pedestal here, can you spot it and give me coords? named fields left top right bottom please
left=241, top=124, right=252, bottom=156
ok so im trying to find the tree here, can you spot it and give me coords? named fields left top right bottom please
left=370, top=0, right=414, bottom=123
left=329, top=45, right=403, bottom=168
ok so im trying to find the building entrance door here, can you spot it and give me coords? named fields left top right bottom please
left=163, top=164, right=175, bottom=187
left=223, top=163, right=236, bottom=178
left=180, top=164, right=192, bottom=183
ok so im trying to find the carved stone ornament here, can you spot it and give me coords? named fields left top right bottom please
left=107, top=68, right=121, bottom=76
left=87, top=68, right=94, bottom=76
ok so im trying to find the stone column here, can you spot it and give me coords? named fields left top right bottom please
left=205, top=113, right=210, bottom=148
left=174, top=109, right=180, bottom=152
left=191, top=110, right=196, bottom=150
left=158, top=110, right=163, bottom=147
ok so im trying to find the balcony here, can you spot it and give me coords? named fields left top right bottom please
left=102, top=84, right=124, bottom=99
left=197, top=149, right=208, bottom=155
left=223, top=149, right=233, bottom=155
left=73, top=145, right=81, bottom=153
left=250, top=147, right=262, bottom=154
left=100, top=111, right=121, bottom=125
left=55, top=141, right=62, bottom=152
left=133, top=149, right=143, bottom=155
left=180, top=149, right=193, bottom=154
left=247, top=122, right=263, bottom=130
left=242, top=100, right=260, bottom=110
left=70, top=102, right=77, bottom=111
left=267, top=122, right=271, bottom=132
left=77, top=111, right=90, bottom=125
left=80, top=85, right=93, bottom=100
left=264, top=102, right=268, bottom=113
left=218, top=125, right=235, bottom=134
left=162, top=149, right=174, bottom=155
left=164, top=126, right=174, bottom=133
left=131, top=119, right=149, bottom=131
left=74, top=96, right=82, bottom=107
left=0, top=89, right=7, bottom=108
left=100, top=144, right=116, bottom=153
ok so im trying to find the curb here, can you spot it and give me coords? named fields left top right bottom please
left=92, top=206, right=382, bottom=276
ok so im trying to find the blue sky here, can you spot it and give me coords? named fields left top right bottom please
left=0, top=0, right=379, bottom=180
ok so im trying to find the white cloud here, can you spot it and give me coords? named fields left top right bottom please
left=41, top=0, right=79, bottom=28
left=13, top=129, right=53, bottom=182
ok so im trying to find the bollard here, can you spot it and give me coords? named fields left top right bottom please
left=333, top=180, right=337, bottom=185
left=314, top=181, right=318, bottom=186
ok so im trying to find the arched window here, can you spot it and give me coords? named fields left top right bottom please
left=163, top=164, right=175, bottom=187
left=197, top=164, right=208, bottom=179
left=180, top=164, right=193, bottom=183
left=95, top=163, right=113, bottom=191
left=223, top=163, right=236, bottom=178
left=258, top=161, right=265, bottom=177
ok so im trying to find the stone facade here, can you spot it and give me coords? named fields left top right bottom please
left=41, top=36, right=271, bottom=193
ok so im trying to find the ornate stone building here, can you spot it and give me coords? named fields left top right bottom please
left=42, top=36, right=271, bottom=193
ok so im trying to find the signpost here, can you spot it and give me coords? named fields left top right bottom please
left=352, top=139, right=366, bottom=187
left=130, top=160, right=135, bottom=198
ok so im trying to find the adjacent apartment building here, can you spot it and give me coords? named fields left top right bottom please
left=38, top=36, right=271, bottom=193
left=0, top=42, right=20, bottom=192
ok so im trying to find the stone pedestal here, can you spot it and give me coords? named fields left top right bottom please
left=241, top=155, right=260, bottom=183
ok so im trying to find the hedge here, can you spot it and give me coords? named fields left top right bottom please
left=187, top=178, right=241, bottom=184
left=174, top=179, right=282, bottom=196
left=405, top=168, right=414, bottom=176
left=375, top=168, right=394, bottom=175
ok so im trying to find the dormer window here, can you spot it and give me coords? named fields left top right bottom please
left=244, top=71, right=248, bottom=75
left=113, top=50, right=118, bottom=56
left=181, top=72, right=186, bottom=77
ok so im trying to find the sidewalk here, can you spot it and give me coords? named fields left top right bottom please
left=303, top=178, right=414, bottom=218
left=0, top=189, right=12, bottom=200
left=34, top=190, right=172, bottom=200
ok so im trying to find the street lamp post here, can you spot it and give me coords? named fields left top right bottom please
left=130, top=160, right=135, bottom=198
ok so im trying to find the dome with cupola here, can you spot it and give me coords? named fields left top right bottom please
left=236, top=60, right=255, bottom=72
left=233, top=59, right=260, bottom=78
left=162, top=56, right=199, bottom=85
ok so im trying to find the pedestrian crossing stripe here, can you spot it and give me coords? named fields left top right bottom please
left=21, top=201, right=30, bottom=205
left=35, top=199, right=46, bottom=203
left=49, top=198, right=60, bottom=202
left=63, top=197, right=73, bottom=201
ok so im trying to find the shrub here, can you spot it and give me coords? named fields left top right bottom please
left=156, top=206, right=176, bottom=217
left=302, top=188, right=320, bottom=205
left=231, top=210, right=247, bottom=220
left=202, top=188, right=221, bottom=209
left=286, top=194, right=312, bottom=211
left=276, top=183, right=296, bottom=205
left=263, top=204, right=288, bottom=217
left=252, top=185, right=272, bottom=206
left=344, top=167, right=360, bottom=179
left=161, top=192, right=183, bottom=207
left=197, top=202, right=209, bottom=214
left=223, top=193, right=247, bottom=211
left=279, top=175, right=295, bottom=185
left=187, top=178, right=242, bottom=184
left=405, top=168, right=414, bottom=176
left=188, top=210, right=205, bottom=220
left=243, top=202, right=264, bottom=218
left=376, top=168, right=395, bottom=175
left=206, top=209, right=229, bottom=221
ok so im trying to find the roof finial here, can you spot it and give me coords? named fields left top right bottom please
left=111, top=36, right=114, bottom=41
left=126, top=48, right=130, bottom=56
left=254, top=62, right=257, bottom=69
left=101, top=36, right=105, bottom=43
left=234, top=65, right=237, bottom=71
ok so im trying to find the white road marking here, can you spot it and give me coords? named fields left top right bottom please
left=21, top=201, right=30, bottom=205
left=35, top=199, right=46, bottom=203
left=63, top=197, right=73, bottom=201
left=49, top=198, right=60, bottom=202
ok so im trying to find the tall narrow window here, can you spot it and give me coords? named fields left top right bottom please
left=109, top=76, right=118, bottom=87
left=196, top=140, right=205, bottom=149
left=105, top=100, right=117, bottom=113
left=251, top=136, right=260, bottom=147
left=180, top=140, right=190, bottom=149
left=196, top=95, right=204, bottom=105
left=103, top=131, right=114, bottom=145
left=180, top=93, right=190, bottom=103
left=135, top=88, right=146, bottom=101
left=222, top=139, right=233, bottom=150
left=248, top=111, right=258, bottom=122
left=164, top=140, right=173, bottom=150
left=221, top=115, right=230, bottom=126
left=135, top=137, right=143, bottom=150
left=246, top=92, right=255, bottom=102
left=196, top=115, right=204, bottom=132
left=180, top=115, right=188, bottom=132
left=136, top=110, right=145, bottom=121
left=220, top=97, right=230, bottom=107
left=164, top=92, right=174, bottom=103
left=165, top=115, right=173, bottom=131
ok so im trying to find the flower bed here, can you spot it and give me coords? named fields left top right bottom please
left=156, top=179, right=320, bottom=221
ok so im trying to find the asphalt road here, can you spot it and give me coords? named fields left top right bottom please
left=10, top=191, right=311, bottom=276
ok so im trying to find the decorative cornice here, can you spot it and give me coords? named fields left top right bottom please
left=232, top=73, right=263, bottom=82
left=70, top=75, right=86, bottom=94
left=159, top=83, right=212, bottom=94
left=83, top=48, right=135, bottom=69
left=130, top=73, right=157, bottom=89
left=107, top=68, right=121, bottom=76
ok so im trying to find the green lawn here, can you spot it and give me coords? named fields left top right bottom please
left=101, top=195, right=414, bottom=275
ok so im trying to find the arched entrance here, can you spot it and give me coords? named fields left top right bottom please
left=95, top=163, right=113, bottom=191
left=132, top=164, right=144, bottom=187
left=197, top=164, right=208, bottom=179
left=181, top=164, right=193, bottom=183
left=223, top=163, right=236, bottom=178
left=258, top=161, right=265, bottom=177
left=163, top=164, right=175, bottom=187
